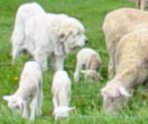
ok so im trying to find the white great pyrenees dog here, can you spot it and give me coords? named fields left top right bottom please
left=11, top=2, right=87, bottom=71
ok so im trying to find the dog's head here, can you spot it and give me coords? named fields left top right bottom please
left=3, top=95, right=24, bottom=114
left=101, top=81, right=131, bottom=113
left=53, top=106, right=75, bottom=121
left=57, top=17, right=87, bottom=55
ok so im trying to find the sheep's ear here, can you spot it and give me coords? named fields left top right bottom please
left=3, top=95, right=11, bottom=101
left=68, top=106, right=75, bottom=112
left=118, top=86, right=131, bottom=97
left=100, top=88, right=107, bottom=96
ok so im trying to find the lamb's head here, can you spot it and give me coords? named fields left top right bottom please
left=101, top=81, right=131, bottom=113
left=81, top=70, right=103, bottom=81
left=3, top=95, right=24, bottom=114
left=57, top=17, right=87, bottom=55
left=53, top=106, right=75, bottom=120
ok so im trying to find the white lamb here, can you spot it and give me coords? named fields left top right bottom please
left=74, top=48, right=102, bottom=82
left=101, top=27, right=148, bottom=113
left=51, top=70, right=74, bottom=120
left=11, top=2, right=45, bottom=64
left=102, top=8, right=148, bottom=79
left=3, top=61, right=43, bottom=121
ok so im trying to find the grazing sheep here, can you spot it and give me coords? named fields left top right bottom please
left=74, top=48, right=102, bottom=81
left=3, top=61, right=43, bottom=121
left=11, top=3, right=87, bottom=71
left=11, top=2, right=45, bottom=64
left=51, top=70, right=74, bottom=120
left=101, top=27, right=148, bottom=113
left=102, top=8, right=148, bottom=78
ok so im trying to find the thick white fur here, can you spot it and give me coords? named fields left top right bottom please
left=101, top=27, right=148, bottom=113
left=3, top=61, right=43, bottom=121
left=102, top=8, right=148, bottom=78
left=11, top=2, right=45, bottom=63
left=51, top=70, right=74, bottom=120
left=11, top=3, right=87, bottom=71
left=74, top=48, right=102, bottom=81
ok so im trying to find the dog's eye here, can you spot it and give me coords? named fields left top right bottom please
left=60, top=34, right=65, bottom=39
left=77, top=32, right=81, bottom=35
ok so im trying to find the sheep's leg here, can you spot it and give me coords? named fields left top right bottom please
left=52, top=96, right=58, bottom=109
left=22, top=102, right=29, bottom=119
left=54, top=55, right=64, bottom=71
left=30, top=95, right=38, bottom=121
left=36, top=86, right=43, bottom=116
left=141, top=0, right=146, bottom=10
left=136, top=0, right=141, bottom=9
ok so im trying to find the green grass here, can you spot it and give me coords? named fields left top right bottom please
left=0, top=0, right=148, bottom=123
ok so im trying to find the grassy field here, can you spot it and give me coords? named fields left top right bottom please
left=0, top=0, right=148, bottom=124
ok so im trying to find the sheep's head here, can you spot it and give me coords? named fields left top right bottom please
left=101, top=81, right=131, bottom=113
left=53, top=106, right=75, bottom=121
left=3, top=95, right=24, bottom=114
left=81, top=70, right=103, bottom=81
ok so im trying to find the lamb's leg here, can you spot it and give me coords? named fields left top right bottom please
left=136, top=0, right=141, bottom=9
left=36, top=86, right=43, bottom=116
left=141, top=0, right=146, bottom=10
left=52, top=96, right=58, bottom=109
left=74, top=63, right=81, bottom=82
left=22, top=102, right=29, bottom=119
left=30, top=95, right=38, bottom=121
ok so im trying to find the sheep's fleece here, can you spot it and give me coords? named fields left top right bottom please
left=101, top=27, right=148, bottom=113
left=103, top=8, right=148, bottom=78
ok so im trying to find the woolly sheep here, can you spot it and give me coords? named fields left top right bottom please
left=74, top=48, right=102, bottom=81
left=3, top=61, right=43, bottom=121
left=51, top=70, right=74, bottom=120
left=102, top=8, right=148, bottom=78
left=101, top=27, right=148, bottom=113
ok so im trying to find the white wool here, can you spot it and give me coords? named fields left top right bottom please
left=3, top=61, right=43, bottom=121
left=74, top=48, right=102, bottom=81
left=51, top=70, right=74, bottom=120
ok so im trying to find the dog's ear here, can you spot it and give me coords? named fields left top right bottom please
left=58, top=24, right=73, bottom=42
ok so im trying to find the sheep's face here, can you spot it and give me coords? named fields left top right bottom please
left=53, top=106, right=75, bottom=120
left=3, top=95, right=24, bottom=114
left=81, top=70, right=102, bottom=81
left=101, top=82, right=130, bottom=113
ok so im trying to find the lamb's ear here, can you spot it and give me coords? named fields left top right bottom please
left=3, top=95, right=11, bottom=101
left=80, top=70, right=89, bottom=74
left=118, top=86, right=131, bottom=97
left=67, top=106, right=75, bottom=112
left=100, top=87, right=107, bottom=96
